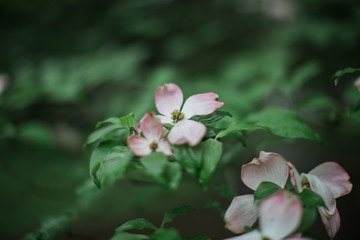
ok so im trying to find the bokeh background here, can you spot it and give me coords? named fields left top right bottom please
left=1, top=0, right=359, bottom=239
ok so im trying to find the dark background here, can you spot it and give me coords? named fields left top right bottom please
left=0, top=0, right=359, bottom=239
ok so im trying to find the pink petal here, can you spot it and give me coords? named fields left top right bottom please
left=241, top=151, right=289, bottom=191
left=224, top=194, right=259, bottom=234
left=303, top=174, right=336, bottom=215
left=181, top=93, right=224, bottom=119
left=155, top=83, right=183, bottom=117
left=156, top=115, right=173, bottom=125
left=319, top=207, right=341, bottom=238
left=224, top=230, right=262, bottom=240
left=127, top=136, right=151, bottom=157
left=260, top=191, right=303, bottom=239
left=354, top=76, right=360, bottom=91
left=167, top=120, right=206, bottom=146
left=309, top=162, right=352, bottom=198
left=157, top=139, right=172, bottom=156
left=140, top=113, right=163, bottom=143
left=288, top=162, right=303, bottom=193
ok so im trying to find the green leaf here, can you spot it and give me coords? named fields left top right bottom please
left=198, top=139, right=223, bottom=189
left=216, top=122, right=270, bottom=140
left=120, top=112, right=135, bottom=130
left=89, top=142, right=132, bottom=188
left=111, top=232, right=150, bottom=240
left=244, top=226, right=256, bottom=233
left=299, top=189, right=326, bottom=208
left=203, top=199, right=225, bottom=217
left=254, top=181, right=282, bottom=201
left=140, top=152, right=168, bottom=185
left=151, top=228, right=181, bottom=240
left=213, top=183, right=237, bottom=199
left=331, top=67, right=360, bottom=86
left=173, top=139, right=222, bottom=189
left=182, top=234, right=211, bottom=240
left=296, top=206, right=317, bottom=233
left=164, top=161, right=182, bottom=191
left=86, top=124, right=123, bottom=146
left=191, top=110, right=232, bottom=124
left=161, top=205, right=197, bottom=228
left=247, top=108, right=321, bottom=142
left=96, top=117, right=122, bottom=129
left=115, top=218, right=157, bottom=233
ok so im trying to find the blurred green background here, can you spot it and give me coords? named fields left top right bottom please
left=1, top=0, right=360, bottom=239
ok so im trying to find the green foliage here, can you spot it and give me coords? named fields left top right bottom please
left=191, top=110, right=232, bottom=124
left=296, top=206, right=317, bottom=233
left=332, top=67, right=360, bottom=86
left=203, top=199, right=225, bottom=217
left=174, top=139, right=223, bottom=189
left=299, top=189, right=326, bottom=208
left=112, top=232, right=149, bottom=240
left=89, top=142, right=133, bottom=188
left=151, top=228, right=181, bottom=240
left=182, top=234, right=211, bottom=240
left=247, top=108, right=322, bottom=142
left=254, top=182, right=282, bottom=201
left=115, top=218, right=158, bottom=232
left=161, top=205, right=197, bottom=228
left=212, top=183, right=237, bottom=200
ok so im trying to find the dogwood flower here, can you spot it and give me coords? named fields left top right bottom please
left=224, top=151, right=290, bottom=234
left=155, top=83, right=224, bottom=146
left=354, top=76, right=360, bottom=91
left=127, top=112, right=172, bottom=157
left=288, top=161, right=352, bottom=238
left=225, top=191, right=309, bottom=240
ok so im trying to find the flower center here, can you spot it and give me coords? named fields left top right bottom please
left=301, top=176, right=310, bottom=189
left=149, top=141, right=158, bottom=151
left=171, top=110, right=184, bottom=124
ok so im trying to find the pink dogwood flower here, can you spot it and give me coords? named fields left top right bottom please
left=288, top=161, right=352, bottom=238
left=127, top=112, right=172, bottom=157
left=225, top=191, right=309, bottom=240
left=354, top=76, right=360, bottom=91
left=155, top=83, right=224, bottom=146
left=225, top=151, right=290, bottom=234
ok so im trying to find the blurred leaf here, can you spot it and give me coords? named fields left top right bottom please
left=115, top=218, right=157, bottom=233
left=282, top=62, right=320, bottom=95
left=151, top=228, right=181, bottom=240
left=191, top=110, right=232, bottom=124
left=254, top=182, right=282, bottom=201
left=96, top=117, right=122, bottom=129
left=244, top=226, right=256, bottom=233
left=164, top=161, right=182, bottom=191
left=296, top=206, right=317, bottom=233
left=247, top=108, right=321, bottom=142
left=331, top=67, right=360, bottom=86
left=18, top=122, right=53, bottom=146
left=140, top=152, right=168, bottom=185
left=299, top=95, right=339, bottom=121
left=111, top=232, right=150, bottom=240
left=213, top=183, right=237, bottom=199
left=161, top=205, right=197, bottom=228
left=203, top=199, right=225, bottom=217
left=89, top=142, right=132, bottom=188
left=299, top=189, right=326, bottom=208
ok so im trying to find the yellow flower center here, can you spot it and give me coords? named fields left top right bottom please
left=149, top=141, right=158, bottom=151
left=301, top=176, right=310, bottom=189
left=171, top=110, right=184, bottom=124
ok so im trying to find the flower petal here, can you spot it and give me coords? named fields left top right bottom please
left=303, top=173, right=336, bottom=215
left=156, top=115, right=173, bottom=125
left=157, top=139, right=172, bottom=156
left=140, top=113, right=163, bottom=143
left=241, top=151, right=289, bottom=191
left=224, top=194, right=259, bottom=234
left=260, top=191, right=303, bottom=239
left=354, top=76, right=360, bottom=91
left=155, top=83, right=183, bottom=117
left=319, top=207, right=340, bottom=238
left=309, top=162, right=352, bottom=198
left=181, top=93, right=224, bottom=119
left=127, top=136, right=151, bottom=157
left=224, top=230, right=262, bottom=240
left=168, top=120, right=206, bottom=146
left=288, top=161, right=303, bottom=193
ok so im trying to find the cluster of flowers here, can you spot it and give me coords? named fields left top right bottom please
left=224, top=151, right=352, bottom=240
left=126, top=83, right=224, bottom=156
